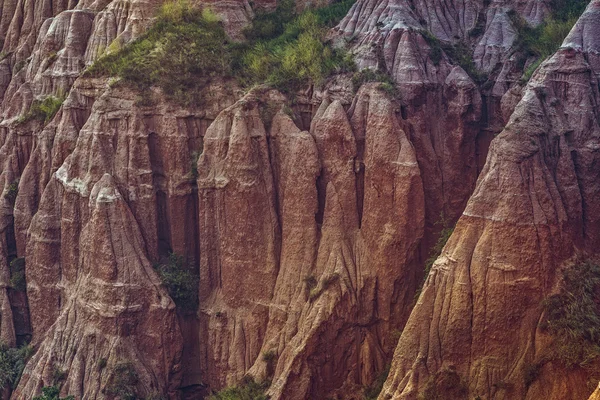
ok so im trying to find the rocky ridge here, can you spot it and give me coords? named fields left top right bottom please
left=0, top=0, right=597, bottom=399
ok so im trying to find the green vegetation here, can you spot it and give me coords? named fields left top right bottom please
left=33, top=386, right=75, bottom=400
left=87, top=0, right=356, bottom=103
left=363, top=365, right=390, bottom=400
left=207, top=376, right=269, bottom=400
left=9, top=257, right=26, bottom=292
left=417, top=366, right=468, bottom=400
left=87, top=3, right=231, bottom=106
left=262, top=350, right=277, bottom=377
left=4, top=180, right=18, bottom=204
left=52, top=367, right=67, bottom=384
left=510, top=0, right=591, bottom=83
left=237, top=0, right=355, bottom=91
left=420, top=31, right=487, bottom=84
left=304, top=274, right=317, bottom=295
left=153, top=253, right=199, bottom=311
left=0, top=343, right=34, bottom=390
left=351, top=69, right=399, bottom=98
left=190, top=150, right=201, bottom=179
left=16, top=94, right=65, bottom=125
left=542, top=262, right=600, bottom=369
left=105, top=362, right=139, bottom=400
left=98, top=357, right=108, bottom=371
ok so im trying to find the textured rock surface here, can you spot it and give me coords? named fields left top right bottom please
left=0, top=0, right=597, bottom=398
left=381, top=1, right=600, bottom=399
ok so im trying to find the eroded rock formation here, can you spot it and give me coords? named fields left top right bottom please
left=0, top=0, right=597, bottom=398
left=381, top=1, right=600, bottom=399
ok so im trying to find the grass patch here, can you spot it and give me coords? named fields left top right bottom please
left=16, top=95, right=65, bottom=125
left=154, top=253, right=199, bottom=311
left=207, top=376, right=269, bottom=400
left=0, top=343, right=34, bottom=390
left=542, top=261, right=600, bottom=369
left=33, top=386, right=75, bottom=400
left=87, top=0, right=356, bottom=101
left=510, top=0, right=590, bottom=83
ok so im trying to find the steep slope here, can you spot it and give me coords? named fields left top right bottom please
left=381, top=1, right=600, bottom=399
left=0, top=0, right=595, bottom=398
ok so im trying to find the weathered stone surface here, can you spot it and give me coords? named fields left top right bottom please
left=0, top=0, right=597, bottom=398
left=380, top=2, right=600, bottom=399
left=14, top=174, right=182, bottom=400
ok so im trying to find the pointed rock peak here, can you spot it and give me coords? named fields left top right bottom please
left=270, top=110, right=302, bottom=136
left=310, top=96, right=331, bottom=132
left=319, top=100, right=349, bottom=125
left=89, top=173, right=122, bottom=206
left=562, top=0, right=600, bottom=54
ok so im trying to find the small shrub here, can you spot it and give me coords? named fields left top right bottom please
left=364, top=364, right=390, bottom=400
left=154, top=253, right=199, bottom=311
left=304, top=275, right=317, bottom=290
left=520, top=58, right=543, bottom=84
left=4, top=180, right=19, bottom=204
left=52, top=367, right=67, bottom=384
left=239, top=10, right=353, bottom=91
left=0, top=343, right=34, bottom=390
left=542, top=261, right=600, bottom=369
left=262, top=350, right=277, bottom=377
left=98, top=358, right=108, bottom=371
left=105, top=362, right=139, bottom=400
left=16, top=95, right=65, bottom=125
left=420, top=30, right=443, bottom=66
left=207, top=376, right=269, bottom=400
left=9, top=257, right=26, bottom=292
left=262, top=350, right=276, bottom=363
left=33, top=386, right=75, bottom=400
left=190, top=151, right=200, bottom=179
left=351, top=68, right=397, bottom=95
left=47, top=52, right=58, bottom=64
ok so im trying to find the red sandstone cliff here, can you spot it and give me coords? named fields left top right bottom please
left=0, top=0, right=597, bottom=398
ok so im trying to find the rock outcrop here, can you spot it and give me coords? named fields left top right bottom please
left=381, top=1, right=600, bottom=399
left=0, top=0, right=597, bottom=398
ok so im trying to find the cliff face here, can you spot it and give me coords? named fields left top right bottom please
left=0, top=0, right=598, bottom=399
left=382, top=1, right=600, bottom=399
